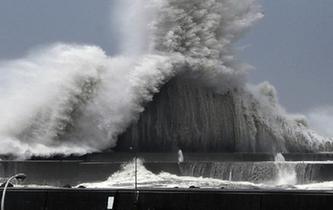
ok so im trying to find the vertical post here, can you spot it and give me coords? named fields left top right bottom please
left=129, top=146, right=138, bottom=190
left=130, top=146, right=139, bottom=209
left=134, top=148, right=137, bottom=191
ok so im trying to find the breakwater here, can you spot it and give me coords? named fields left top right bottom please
left=1, top=153, right=333, bottom=186
left=1, top=188, right=332, bottom=210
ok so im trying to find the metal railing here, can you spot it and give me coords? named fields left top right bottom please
left=1, top=173, right=26, bottom=210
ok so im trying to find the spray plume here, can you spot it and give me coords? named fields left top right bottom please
left=0, top=0, right=332, bottom=158
left=0, top=44, right=175, bottom=158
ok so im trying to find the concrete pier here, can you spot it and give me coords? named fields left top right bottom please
left=0, top=188, right=332, bottom=210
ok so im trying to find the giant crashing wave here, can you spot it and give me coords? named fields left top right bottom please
left=0, top=0, right=332, bottom=159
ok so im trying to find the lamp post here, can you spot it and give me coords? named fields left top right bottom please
left=134, top=153, right=137, bottom=191
left=129, top=146, right=137, bottom=191
left=129, top=146, right=139, bottom=209
left=1, top=173, right=26, bottom=210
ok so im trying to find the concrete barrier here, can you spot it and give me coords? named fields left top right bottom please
left=3, top=152, right=333, bottom=162
left=2, top=160, right=333, bottom=186
left=0, top=188, right=332, bottom=210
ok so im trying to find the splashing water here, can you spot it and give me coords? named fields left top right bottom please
left=274, top=153, right=297, bottom=186
left=0, top=0, right=332, bottom=159
left=0, top=0, right=263, bottom=158
left=78, top=159, right=333, bottom=190
left=178, top=149, right=184, bottom=163
left=80, top=159, right=263, bottom=189
left=0, top=45, right=177, bottom=158
left=79, top=160, right=333, bottom=190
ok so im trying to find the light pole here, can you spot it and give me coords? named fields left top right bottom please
left=129, top=146, right=139, bottom=209
left=134, top=153, right=137, bottom=191
left=1, top=173, right=26, bottom=210
left=129, top=146, right=138, bottom=190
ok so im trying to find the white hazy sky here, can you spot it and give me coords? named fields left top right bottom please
left=0, top=0, right=332, bottom=135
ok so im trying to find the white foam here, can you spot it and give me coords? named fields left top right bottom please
left=80, top=159, right=264, bottom=189
left=296, top=181, right=333, bottom=190
left=0, top=0, right=264, bottom=158
left=0, top=44, right=176, bottom=158
left=274, top=153, right=297, bottom=185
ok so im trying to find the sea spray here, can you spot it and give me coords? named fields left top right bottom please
left=178, top=149, right=184, bottom=163
left=79, top=159, right=262, bottom=189
left=0, top=44, right=178, bottom=158
left=0, top=0, right=332, bottom=158
left=274, top=153, right=297, bottom=185
left=117, top=0, right=333, bottom=153
left=78, top=160, right=333, bottom=190
left=0, top=0, right=264, bottom=158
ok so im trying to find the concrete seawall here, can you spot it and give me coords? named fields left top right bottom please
left=1, top=188, right=332, bottom=210
left=1, top=161, right=333, bottom=186
left=2, top=153, right=333, bottom=186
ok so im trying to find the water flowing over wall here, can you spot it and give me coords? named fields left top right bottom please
left=178, top=161, right=327, bottom=185
left=117, top=74, right=254, bottom=152
left=116, top=73, right=333, bottom=153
